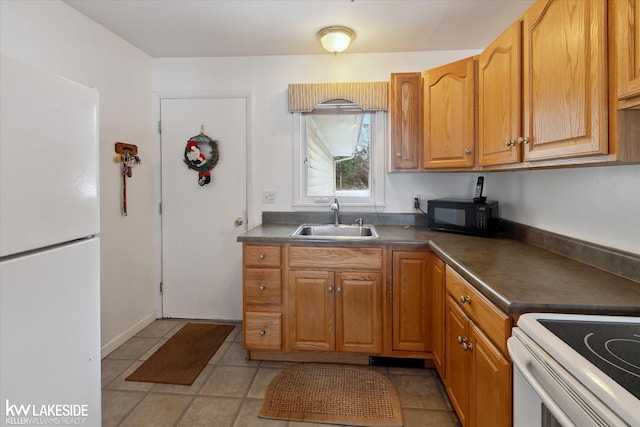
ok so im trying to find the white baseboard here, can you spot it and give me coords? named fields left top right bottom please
left=101, top=311, right=157, bottom=358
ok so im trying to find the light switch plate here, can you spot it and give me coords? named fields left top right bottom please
left=263, top=190, right=276, bottom=204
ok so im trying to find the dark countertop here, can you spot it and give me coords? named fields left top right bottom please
left=429, top=234, right=640, bottom=316
left=238, top=223, right=640, bottom=316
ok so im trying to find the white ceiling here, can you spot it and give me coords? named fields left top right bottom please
left=63, top=0, right=535, bottom=58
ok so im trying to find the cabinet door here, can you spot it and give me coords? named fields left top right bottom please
left=336, top=272, right=383, bottom=353
left=478, top=21, right=522, bottom=166
left=391, top=251, right=432, bottom=352
left=287, top=270, right=334, bottom=351
left=471, top=325, right=512, bottom=427
left=522, top=0, right=608, bottom=161
left=445, top=296, right=470, bottom=426
left=614, top=0, right=640, bottom=102
left=423, top=57, right=476, bottom=169
left=430, top=254, right=446, bottom=378
left=390, top=73, right=423, bottom=170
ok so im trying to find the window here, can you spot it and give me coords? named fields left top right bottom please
left=293, top=100, right=385, bottom=208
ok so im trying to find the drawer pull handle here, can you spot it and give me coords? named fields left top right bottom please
left=258, top=253, right=265, bottom=260
left=259, top=329, right=266, bottom=336
left=460, top=295, right=470, bottom=304
left=258, top=284, right=266, bottom=291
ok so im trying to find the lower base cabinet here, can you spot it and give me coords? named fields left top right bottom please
left=444, top=266, right=512, bottom=427
left=241, top=243, right=513, bottom=427
left=287, top=269, right=383, bottom=353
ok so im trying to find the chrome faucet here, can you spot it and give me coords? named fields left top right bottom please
left=330, top=197, right=340, bottom=226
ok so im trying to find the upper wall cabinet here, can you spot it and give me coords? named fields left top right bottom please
left=423, top=57, right=476, bottom=169
left=478, top=21, right=522, bottom=166
left=522, top=0, right=608, bottom=161
left=389, top=73, right=423, bottom=171
left=613, top=0, right=640, bottom=107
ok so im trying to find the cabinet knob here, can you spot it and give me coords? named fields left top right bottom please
left=457, top=336, right=463, bottom=344
left=259, top=329, right=266, bottom=336
left=336, top=287, right=342, bottom=293
left=258, top=284, right=265, bottom=291
left=328, top=286, right=333, bottom=292
left=258, top=253, right=265, bottom=260
left=518, top=137, right=529, bottom=145
left=504, top=140, right=515, bottom=147
left=396, top=152, right=402, bottom=159
left=465, top=149, right=472, bottom=155
left=460, top=295, right=470, bottom=304
left=462, top=342, right=473, bottom=351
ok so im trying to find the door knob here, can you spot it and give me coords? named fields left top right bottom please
left=235, top=217, right=244, bottom=226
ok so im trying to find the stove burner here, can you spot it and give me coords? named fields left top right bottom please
left=584, top=333, right=640, bottom=379
left=539, top=320, right=640, bottom=400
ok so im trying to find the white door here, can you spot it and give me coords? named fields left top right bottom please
left=160, top=97, right=247, bottom=320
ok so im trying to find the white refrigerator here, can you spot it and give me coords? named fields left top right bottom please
left=0, top=56, right=101, bottom=425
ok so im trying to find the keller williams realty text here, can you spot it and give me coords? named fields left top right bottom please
left=5, top=401, right=88, bottom=425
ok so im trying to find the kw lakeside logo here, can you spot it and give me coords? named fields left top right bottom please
left=4, top=400, right=88, bottom=425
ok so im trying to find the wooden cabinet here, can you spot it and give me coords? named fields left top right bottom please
left=287, top=246, right=383, bottom=354
left=522, top=0, right=608, bottom=161
left=390, top=250, right=432, bottom=353
left=612, top=0, right=640, bottom=105
left=242, top=244, right=283, bottom=350
left=445, top=298, right=471, bottom=426
left=477, top=0, right=640, bottom=168
left=444, top=266, right=512, bottom=427
left=478, top=21, right=522, bottom=166
left=389, top=73, right=423, bottom=171
left=480, top=0, right=609, bottom=167
left=430, top=254, right=446, bottom=378
left=423, top=57, right=476, bottom=169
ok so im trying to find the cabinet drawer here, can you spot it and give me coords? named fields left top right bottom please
left=288, top=246, right=383, bottom=270
left=244, top=312, right=282, bottom=350
left=445, top=266, right=511, bottom=354
left=244, top=244, right=281, bottom=267
left=244, top=268, right=281, bottom=306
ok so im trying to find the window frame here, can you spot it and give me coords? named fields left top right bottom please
left=292, top=105, right=386, bottom=210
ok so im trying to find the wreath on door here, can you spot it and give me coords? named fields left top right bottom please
left=183, top=133, right=220, bottom=186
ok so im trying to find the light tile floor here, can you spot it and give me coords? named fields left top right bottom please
left=102, top=319, right=461, bottom=426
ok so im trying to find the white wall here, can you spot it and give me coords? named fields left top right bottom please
left=0, top=1, right=157, bottom=355
left=488, top=165, right=640, bottom=254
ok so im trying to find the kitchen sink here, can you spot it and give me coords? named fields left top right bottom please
left=291, top=224, right=379, bottom=239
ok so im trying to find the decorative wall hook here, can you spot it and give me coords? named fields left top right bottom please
left=114, top=142, right=141, bottom=216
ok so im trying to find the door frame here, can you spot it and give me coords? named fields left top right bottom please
left=152, top=90, right=254, bottom=317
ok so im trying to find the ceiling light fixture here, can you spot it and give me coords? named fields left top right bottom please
left=317, top=26, right=356, bottom=55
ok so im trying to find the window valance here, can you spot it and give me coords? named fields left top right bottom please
left=288, top=82, right=388, bottom=112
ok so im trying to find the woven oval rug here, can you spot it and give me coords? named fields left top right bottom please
left=259, top=364, right=403, bottom=427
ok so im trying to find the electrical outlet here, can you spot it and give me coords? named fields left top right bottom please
left=412, top=195, right=420, bottom=210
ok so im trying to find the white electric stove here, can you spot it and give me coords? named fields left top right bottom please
left=508, top=313, right=640, bottom=427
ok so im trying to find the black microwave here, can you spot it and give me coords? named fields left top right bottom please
left=427, top=199, right=499, bottom=236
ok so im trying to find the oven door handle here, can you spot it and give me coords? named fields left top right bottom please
left=508, top=336, right=577, bottom=427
